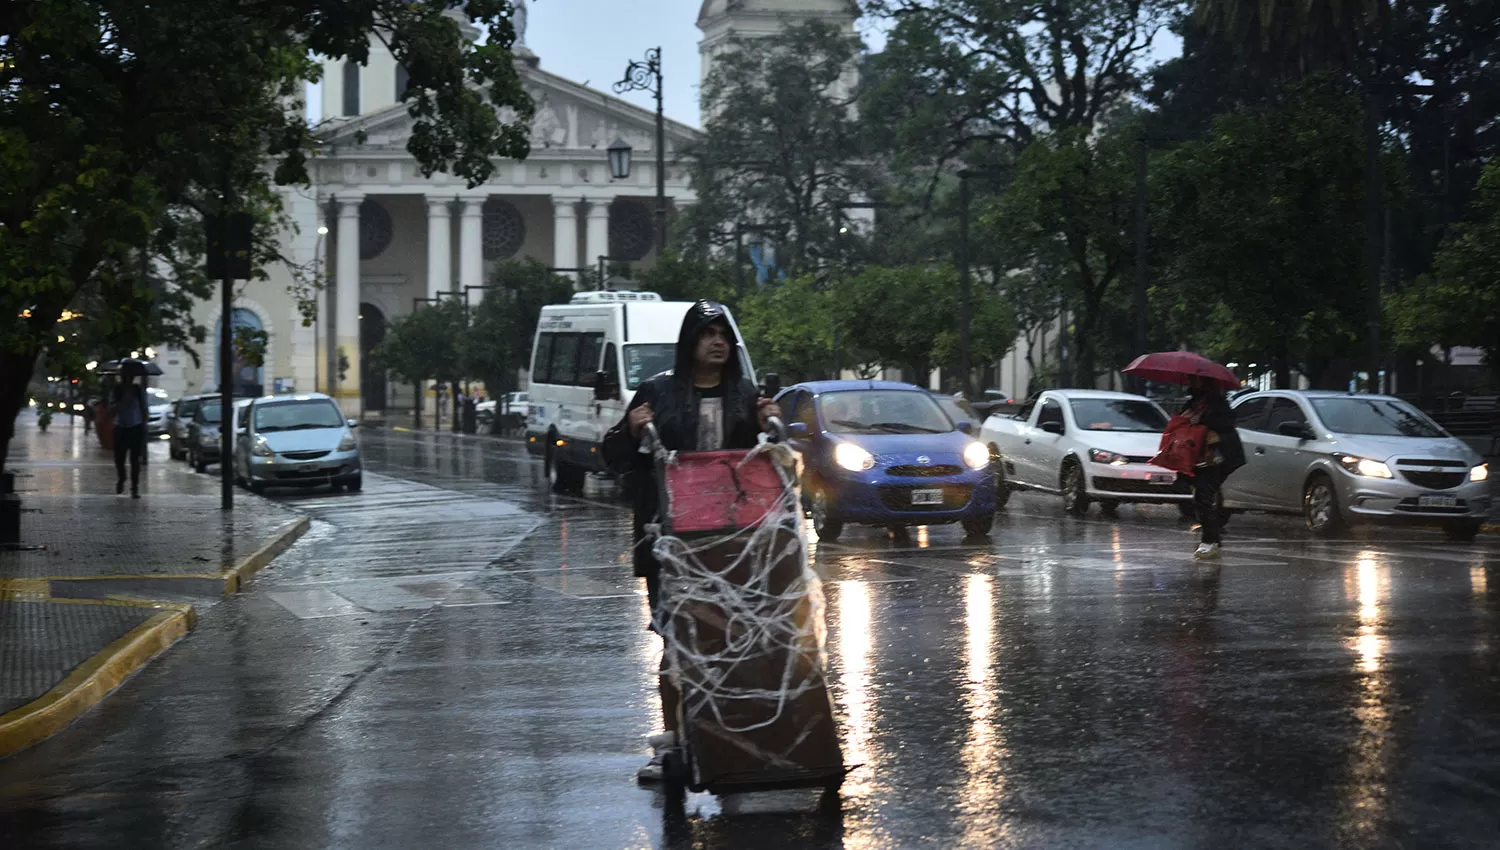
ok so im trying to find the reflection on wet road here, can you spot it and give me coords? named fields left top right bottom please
left=1, top=428, right=1497, bottom=849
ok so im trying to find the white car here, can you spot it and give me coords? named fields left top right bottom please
left=979, top=390, right=1192, bottom=516
left=477, top=391, right=530, bottom=431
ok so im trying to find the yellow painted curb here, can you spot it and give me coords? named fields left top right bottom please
left=222, top=515, right=310, bottom=594
left=0, top=602, right=195, bottom=758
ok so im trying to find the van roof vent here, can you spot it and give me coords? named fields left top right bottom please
left=569, top=291, right=663, bottom=304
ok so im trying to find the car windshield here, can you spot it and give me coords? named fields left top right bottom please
left=818, top=390, right=953, bottom=434
left=148, top=388, right=170, bottom=404
left=254, top=400, right=345, bottom=432
left=199, top=406, right=221, bottom=424
left=931, top=395, right=973, bottom=426
left=180, top=399, right=201, bottom=418
left=1069, top=399, right=1169, bottom=432
left=1310, top=398, right=1446, bottom=438
left=623, top=344, right=676, bottom=390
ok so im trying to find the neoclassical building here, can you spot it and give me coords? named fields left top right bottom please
left=159, top=1, right=861, bottom=415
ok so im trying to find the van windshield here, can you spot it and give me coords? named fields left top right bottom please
left=624, top=344, right=676, bottom=390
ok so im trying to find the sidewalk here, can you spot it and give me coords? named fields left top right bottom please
left=0, top=410, right=307, bottom=756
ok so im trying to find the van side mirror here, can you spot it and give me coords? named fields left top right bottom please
left=593, top=370, right=619, bottom=401
left=762, top=372, right=782, bottom=398
left=347, top=418, right=359, bottom=428
left=786, top=422, right=809, bottom=439
left=1040, top=420, right=1064, bottom=435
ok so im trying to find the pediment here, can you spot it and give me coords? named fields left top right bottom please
left=317, top=64, right=701, bottom=157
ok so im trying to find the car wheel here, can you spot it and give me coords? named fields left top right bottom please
left=962, top=514, right=994, bottom=538
left=547, top=449, right=582, bottom=494
left=1099, top=500, right=1120, bottom=518
left=1062, top=461, right=1090, bottom=516
left=1443, top=519, right=1482, bottom=542
left=989, top=445, right=1012, bottom=510
left=344, top=474, right=362, bottom=492
left=1303, top=474, right=1346, bottom=536
left=810, top=488, right=843, bottom=542
left=248, top=479, right=264, bottom=494
left=193, top=451, right=206, bottom=474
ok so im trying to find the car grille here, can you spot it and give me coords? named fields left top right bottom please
left=274, top=466, right=342, bottom=480
left=1095, top=477, right=1190, bottom=495
left=1395, top=458, right=1466, bottom=468
left=878, top=485, right=973, bottom=511
left=281, top=450, right=331, bottom=460
left=887, top=464, right=962, bottom=477
left=1399, top=470, right=1467, bottom=490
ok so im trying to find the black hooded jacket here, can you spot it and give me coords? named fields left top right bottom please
left=601, top=300, right=762, bottom=578
left=1182, top=387, right=1246, bottom=475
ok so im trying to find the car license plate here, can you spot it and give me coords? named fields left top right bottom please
left=299, top=463, right=316, bottom=473
left=1419, top=494, right=1457, bottom=508
left=911, top=489, right=943, bottom=506
left=1150, top=473, right=1175, bottom=484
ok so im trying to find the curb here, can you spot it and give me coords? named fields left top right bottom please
left=0, top=601, right=195, bottom=758
left=0, top=515, right=309, bottom=759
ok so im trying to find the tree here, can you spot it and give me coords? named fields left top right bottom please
left=733, top=275, right=837, bottom=382
left=1, top=0, right=533, bottom=474
left=464, top=260, right=574, bottom=393
left=1150, top=76, right=1370, bottom=387
left=980, top=128, right=1135, bottom=387
left=864, top=0, right=1174, bottom=170
left=1193, top=0, right=1389, bottom=81
left=633, top=253, right=739, bottom=305
left=682, top=20, right=872, bottom=276
left=371, top=299, right=467, bottom=391
left=1386, top=159, right=1500, bottom=380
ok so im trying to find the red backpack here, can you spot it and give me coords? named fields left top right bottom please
left=1151, top=414, right=1209, bottom=477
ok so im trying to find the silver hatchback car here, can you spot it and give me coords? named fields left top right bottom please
left=232, top=393, right=362, bottom=493
left=1225, top=391, right=1490, bottom=540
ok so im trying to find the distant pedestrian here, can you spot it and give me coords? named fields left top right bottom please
left=111, top=370, right=149, bottom=498
left=1180, top=379, right=1244, bottom=558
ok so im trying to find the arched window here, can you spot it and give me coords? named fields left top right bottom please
left=395, top=64, right=411, bottom=101
left=342, top=61, right=361, bottom=116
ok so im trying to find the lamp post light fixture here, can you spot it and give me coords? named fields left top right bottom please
left=613, top=46, right=667, bottom=255
left=607, top=139, right=632, bottom=181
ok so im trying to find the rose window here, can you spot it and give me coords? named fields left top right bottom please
left=609, top=199, right=654, bottom=261
left=482, top=198, right=526, bottom=260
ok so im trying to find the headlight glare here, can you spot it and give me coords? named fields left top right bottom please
left=337, top=433, right=357, bottom=452
left=834, top=442, right=875, bottom=472
left=963, top=441, right=990, bottom=470
left=1338, top=455, right=1393, bottom=479
left=251, top=437, right=274, bottom=457
left=1473, top=463, right=1489, bottom=483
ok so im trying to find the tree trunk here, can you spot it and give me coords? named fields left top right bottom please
left=0, top=349, right=42, bottom=477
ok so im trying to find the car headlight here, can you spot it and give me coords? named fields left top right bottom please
left=963, top=441, right=990, bottom=470
left=337, top=433, right=357, bottom=452
left=252, top=437, right=274, bottom=457
left=1089, top=448, right=1128, bottom=466
left=1337, top=455, right=1393, bottom=479
left=1473, top=463, right=1489, bottom=483
left=834, top=442, right=875, bottom=472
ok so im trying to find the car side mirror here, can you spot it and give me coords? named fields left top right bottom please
left=956, top=420, right=973, bottom=435
left=762, top=372, right=782, bottom=398
left=785, top=422, right=809, bottom=439
left=1277, top=421, right=1310, bottom=440
left=1040, top=421, right=1064, bottom=435
left=593, top=370, right=619, bottom=401
left=346, top=418, right=359, bottom=428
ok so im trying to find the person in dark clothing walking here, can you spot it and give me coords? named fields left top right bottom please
left=1181, top=379, right=1245, bottom=558
left=601, top=300, right=780, bottom=783
left=111, top=373, right=149, bottom=498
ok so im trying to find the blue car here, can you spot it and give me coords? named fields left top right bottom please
left=775, top=381, right=999, bottom=541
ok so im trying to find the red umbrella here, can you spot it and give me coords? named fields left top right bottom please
left=1124, top=351, right=1240, bottom=391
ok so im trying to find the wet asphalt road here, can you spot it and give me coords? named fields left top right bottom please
left=2, top=429, right=1498, bottom=849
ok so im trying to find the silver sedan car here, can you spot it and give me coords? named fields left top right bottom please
left=232, top=393, right=362, bottom=493
left=1225, top=391, right=1490, bottom=540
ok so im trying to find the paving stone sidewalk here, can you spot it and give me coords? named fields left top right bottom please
left=1, top=410, right=303, bottom=731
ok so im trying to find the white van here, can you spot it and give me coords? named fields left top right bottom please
left=525, top=292, right=757, bottom=492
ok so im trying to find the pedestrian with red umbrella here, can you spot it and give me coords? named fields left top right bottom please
left=1125, top=352, right=1246, bottom=559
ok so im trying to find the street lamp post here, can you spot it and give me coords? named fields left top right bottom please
left=613, top=47, right=667, bottom=255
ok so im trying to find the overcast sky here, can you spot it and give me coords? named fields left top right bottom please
left=309, top=1, right=1180, bottom=129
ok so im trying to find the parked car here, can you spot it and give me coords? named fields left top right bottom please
left=979, top=389, right=1192, bottom=516
left=231, top=393, right=362, bottom=492
left=477, top=391, right=531, bottom=432
left=186, top=396, right=227, bottom=473
left=168, top=395, right=206, bottom=460
left=776, top=380, right=998, bottom=541
left=145, top=387, right=172, bottom=437
left=930, top=392, right=978, bottom=428
left=1224, top=390, right=1490, bottom=540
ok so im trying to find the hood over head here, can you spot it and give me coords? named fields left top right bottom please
left=673, top=300, right=743, bottom=386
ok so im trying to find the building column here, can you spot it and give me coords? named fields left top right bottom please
left=552, top=197, right=579, bottom=288
left=458, top=197, right=484, bottom=305
left=334, top=194, right=364, bottom=417
left=584, top=197, right=611, bottom=286
left=425, top=196, right=453, bottom=299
